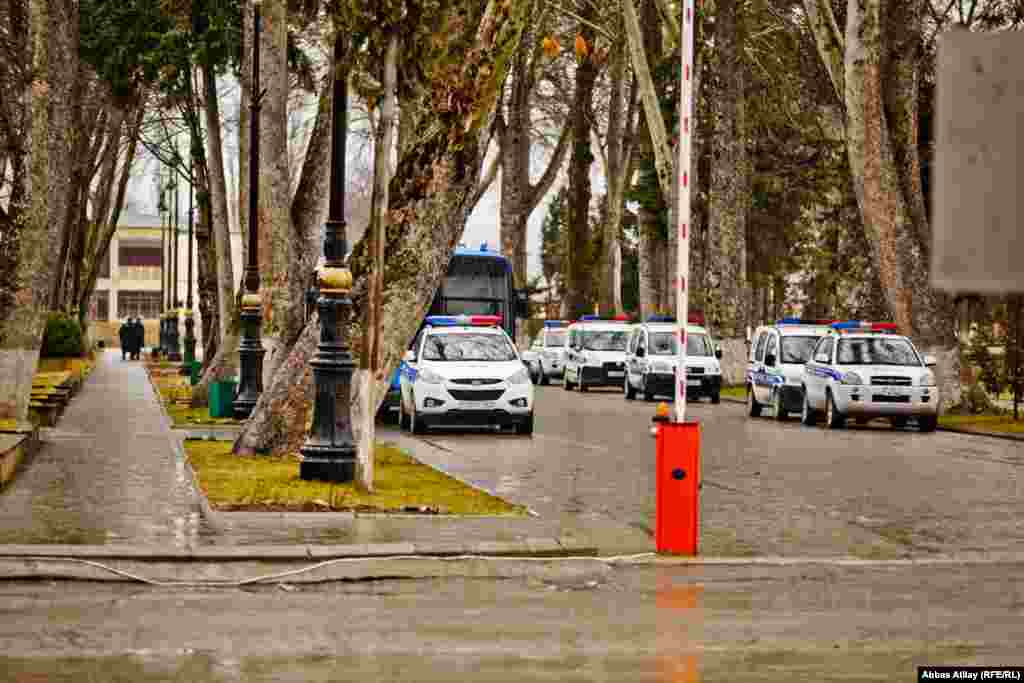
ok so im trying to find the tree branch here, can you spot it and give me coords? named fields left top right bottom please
left=525, top=121, right=572, bottom=211
left=469, top=150, right=500, bottom=211
left=802, top=0, right=846, bottom=105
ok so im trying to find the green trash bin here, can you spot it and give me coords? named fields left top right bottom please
left=209, top=380, right=238, bottom=418
left=189, top=361, right=202, bottom=386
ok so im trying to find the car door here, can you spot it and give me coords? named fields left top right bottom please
left=632, top=329, right=648, bottom=388
left=751, top=331, right=771, bottom=403
left=400, top=330, right=424, bottom=411
left=805, top=337, right=832, bottom=409
left=762, top=333, right=781, bottom=400
left=565, top=328, right=578, bottom=381
left=625, top=328, right=639, bottom=387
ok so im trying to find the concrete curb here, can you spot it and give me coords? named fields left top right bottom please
left=723, top=394, right=1023, bottom=441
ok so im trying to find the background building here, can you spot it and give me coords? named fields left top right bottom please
left=91, top=201, right=243, bottom=350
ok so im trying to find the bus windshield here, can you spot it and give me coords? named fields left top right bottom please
left=438, top=255, right=512, bottom=330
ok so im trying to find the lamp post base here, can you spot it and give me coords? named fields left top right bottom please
left=181, top=315, right=196, bottom=375
left=233, top=304, right=264, bottom=419
left=298, top=446, right=357, bottom=483
left=167, top=313, right=182, bottom=362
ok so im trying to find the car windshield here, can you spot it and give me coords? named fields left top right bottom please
left=545, top=330, right=566, bottom=347
left=421, top=333, right=516, bottom=362
left=836, top=338, right=920, bottom=366
left=648, top=332, right=713, bottom=356
left=779, top=336, right=823, bottom=364
left=580, top=330, right=629, bottom=351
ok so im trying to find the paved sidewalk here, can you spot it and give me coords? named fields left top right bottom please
left=0, top=351, right=206, bottom=546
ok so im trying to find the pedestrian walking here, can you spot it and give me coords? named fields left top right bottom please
left=118, top=320, right=129, bottom=360
left=131, top=318, right=144, bottom=360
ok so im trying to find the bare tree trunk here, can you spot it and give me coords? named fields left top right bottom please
left=598, top=38, right=629, bottom=316
left=705, top=0, right=749, bottom=340
left=0, top=0, right=74, bottom=425
left=258, top=0, right=292, bottom=381
left=202, top=64, right=235, bottom=346
left=497, top=27, right=571, bottom=291
left=564, top=9, right=598, bottom=320
left=356, top=31, right=398, bottom=491
left=238, top=0, right=251, bottom=265
left=637, top=207, right=659, bottom=318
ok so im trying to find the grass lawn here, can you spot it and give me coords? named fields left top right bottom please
left=939, top=413, right=1024, bottom=434
left=720, top=385, right=746, bottom=399
left=184, top=439, right=528, bottom=515
left=146, top=366, right=244, bottom=427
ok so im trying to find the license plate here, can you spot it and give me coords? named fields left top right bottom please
left=687, top=379, right=702, bottom=387
left=607, top=371, right=624, bottom=378
left=880, top=386, right=907, bottom=397
left=459, top=401, right=497, bottom=409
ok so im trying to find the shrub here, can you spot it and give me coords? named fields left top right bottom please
left=41, top=312, right=84, bottom=357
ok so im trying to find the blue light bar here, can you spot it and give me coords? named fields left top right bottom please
left=544, top=320, right=568, bottom=328
left=578, top=314, right=629, bottom=322
left=425, top=316, right=459, bottom=326
left=579, top=315, right=599, bottom=321
left=831, top=321, right=866, bottom=330
left=776, top=318, right=835, bottom=325
left=647, top=315, right=676, bottom=323
left=480, top=242, right=489, bottom=252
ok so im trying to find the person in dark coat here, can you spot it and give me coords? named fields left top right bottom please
left=118, top=320, right=129, bottom=360
left=131, top=317, right=144, bottom=359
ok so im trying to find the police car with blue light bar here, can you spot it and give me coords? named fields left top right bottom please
left=562, top=315, right=632, bottom=391
left=527, top=320, right=570, bottom=385
left=624, top=313, right=723, bottom=403
left=800, top=321, right=939, bottom=431
left=398, top=315, right=534, bottom=435
left=747, top=318, right=836, bottom=420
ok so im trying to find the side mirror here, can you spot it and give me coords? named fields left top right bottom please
left=515, top=290, right=530, bottom=318
left=715, top=349, right=723, bottom=359
left=924, top=353, right=937, bottom=367
left=765, top=353, right=776, bottom=367
left=403, top=350, right=416, bottom=363
left=636, top=347, right=645, bottom=358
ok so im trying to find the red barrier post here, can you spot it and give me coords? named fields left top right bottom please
left=656, top=421, right=700, bottom=555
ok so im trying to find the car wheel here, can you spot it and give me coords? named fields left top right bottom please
left=748, top=385, right=762, bottom=417
left=773, top=388, right=787, bottom=421
left=710, top=391, right=721, bottom=405
left=825, top=390, right=846, bottom=429
left=564, top=371, right=575, bottom=391
left=643, top=377, right=656, bottom=402
left=579, top=379, right=588, bottom=392
left=917, top=415, right=937, bottom=433
left=624, top=376, right=637, bottom=400
left=410, top=400, right=427, bottom=435
left=890, top=416, right=908, bottom=429
left=539, top=366, right=549, bottom=386
left=800, top=389, right=817, bottom=426
left=516, top=412, right=534, bottom=435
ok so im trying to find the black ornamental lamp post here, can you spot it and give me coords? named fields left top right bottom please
left=233, top=0, right=266, bottom=419
left=167, top=161, right=182, bottom=362
left=158, top=176, right=168, bottom=356
left=181, top=156, right=196, bottom=375
left=299, top=33, right=356, bottom=482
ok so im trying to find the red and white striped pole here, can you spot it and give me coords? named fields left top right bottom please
left=674, top=0, right=695, bottom=424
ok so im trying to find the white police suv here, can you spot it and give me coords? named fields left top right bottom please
left=747, top=318, right=835, bottom=420
left=398, top=315, right=534, bottom=435
left=562, top=315, right=631, bottom=391
left=800, top=321, right=939, bottom=431
left=532, top=320, right=569, bottom=385
left=624, top=315, right=723, bottom=403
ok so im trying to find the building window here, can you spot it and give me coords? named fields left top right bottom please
left=117, top=291, right=162, bottom=320
left=93, top=291, right=110, bottom=321
left=118, top=244, right=161, bottom=281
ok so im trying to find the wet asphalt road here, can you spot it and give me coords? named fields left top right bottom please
left=1, top=562, right=1022, bottom=682
left=0, top=353, right=1021, bottom=557
left=391, top=382, right=1024, bottom=557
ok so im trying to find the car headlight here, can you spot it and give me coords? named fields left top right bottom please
left=919, top=370, right=936, bottom=387
left=508, top=368, right=531, bottom=385
left=417, top=368, right=445, bottom=384
left=840, top=371, right=863, bottom=385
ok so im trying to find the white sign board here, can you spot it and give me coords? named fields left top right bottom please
left=933, top=30, right=1024, bottom=293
